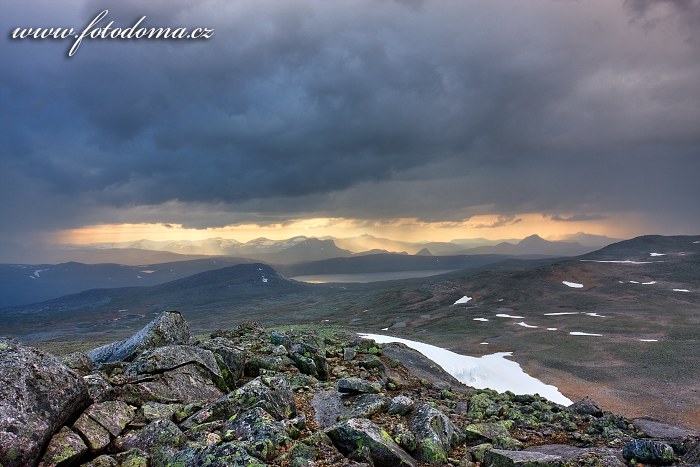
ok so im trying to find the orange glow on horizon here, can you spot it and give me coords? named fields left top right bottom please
left=53, top=212, right=639, bottom=249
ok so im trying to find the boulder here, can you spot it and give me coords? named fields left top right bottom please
left=622, top=439, right=675, bottom=464
left=114, top=419, right=186, bottom=456
left=88, top=310, right=190, bottom=365
left=569, top=396, right=603, bottom=417
left=222, top=407, right=291, bottom=460
left=118, top=364, right=224, bottom=405
left=73, top=410, right=112, bottom=451
left=0, top=338, right=90, bottom=467
left=61, top=351, right=94, bottom=376
left=337, top=377, right=382, bottom=394
left=465, top=421, right=513, bottom=442
left=167, top=440, right=266, bottom=466
left=83, top=401, right=136, bottom=437
left=181, top=375, right=296, bottom=430
left=409, top=403, right=458, bottom=464
left=483, top=449, right=563, bottom=466
left=326, top=418, right=417, bottom=467
left=388, top=395, right=415, bottom=416
left=126, top=345, right=222, bottom=379
left=199, top=337, right=246, bottom=386
left=38, top=426, right=88, bottom=467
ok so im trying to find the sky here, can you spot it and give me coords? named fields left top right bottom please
left=1, top=0, right=699, bottom=256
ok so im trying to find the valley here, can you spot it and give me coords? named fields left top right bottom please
left=1, top=235, right=698, bottom=429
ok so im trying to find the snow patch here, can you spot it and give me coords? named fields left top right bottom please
left=547, top=328, right=558, bottom=331
left=140, top=270, right=155, bottom=274
left=381, top=327, right=389, bottom=331
left=562, top=281, right=583, bottom=288
left=629, top=281, right=640, bottom=284
left=33, top=268, right=49, bottom=278
left=496, top=314, right=524, bottom=319
left=585, top=312, right=606, bottom=318
left=639, top=339, right=658, bottom=342
left=473, top=318, right=489, bottom=322
left=358, top=333, right=572, bottom=405
left=642, top=281, right=657, bottom=285
left=570, top=332, right=603, bottom=336
left=580, top=260, right=653, bottom=264
left=544, top=312, right=579, bottom=316
left=516, top=322, right=538, bottom=328
left=673, top=289, right=690, bottom=292
left=261, top=276, right=268, bottom=283
left=649, top=253, right=666, bottom=257
left=453, top=296, right=472, bottom=305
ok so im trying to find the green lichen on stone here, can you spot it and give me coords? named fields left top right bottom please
left=419, top=436, right=448, bottom=463
left=0, top=343, right=8, bottom=351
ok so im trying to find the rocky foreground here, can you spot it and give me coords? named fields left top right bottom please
left=1, top=311, right=698, bottom=467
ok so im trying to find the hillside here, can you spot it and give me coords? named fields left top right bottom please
left=2, top=235, right=699, bottom=429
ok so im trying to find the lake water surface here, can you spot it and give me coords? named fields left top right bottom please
left=291, top=269, right=458, bottom=283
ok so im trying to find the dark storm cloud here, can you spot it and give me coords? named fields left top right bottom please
left=1, top=0, right=700, bottom=244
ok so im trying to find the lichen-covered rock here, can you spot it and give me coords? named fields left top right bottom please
left=181, top=375, right=296, bottom=430
left=342, top=393, right=390, bottom=420
left=84, top=373, right=114, bottom=402
left=622, top=439, right=675, bottom=464
left=114, top=419, right=187, bottom=458
left=73, top=411, right=112, bottom=451
left=118, top=363, right=224, bottom=405
left=61, top=351, right=94, bottom=376
left=83, top=400, right=136, bottom=437
left=82, top=454, right=119, bottom=467
left=569, top=397, right=603, bottom=417
left=199, top=337, right=246, bottom=386
left=326, top=418, right=417, bottom=467
left=38, top=426, right=88, bottom=467
left=0, top=338, right=90, bottom=467
left=142, top=401, right=179, bottom=422
left=114, top=448, right=150, bottom=467
left=126, top=345, right=222, bottom=379
left=337, top=377, right=382, bottom=394
left=167, top=440, right=266, bottom=466
left=484, top=449, right=563, bottom=466
left=222, top=407, right=291, bottom=460
left=464, top=421, right=513, bottom=442
left=88, top=310, right=190, bottom=365
left=468, top=392, right=497, bottom=421
left=409, top=403, right=458, bottom=464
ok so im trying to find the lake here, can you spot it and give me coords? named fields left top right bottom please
left=290, top=269, right=458, bottom=283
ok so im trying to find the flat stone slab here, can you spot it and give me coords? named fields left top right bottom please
left=484, top=449, right=563, bottom=466
left=633, top=418, right=700, bottom=441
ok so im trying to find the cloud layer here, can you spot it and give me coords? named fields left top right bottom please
left=1, top=0, right=699, bottom=245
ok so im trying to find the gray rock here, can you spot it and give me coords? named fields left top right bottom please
left=622, top=439, right=675, bottom=464
left=199, top=337, right=246, bottom=386
left=73, top=411, right=112, bottom=451
left=114, top=419, right=186, bottom=456
left=632, top=417, right=700, bottom=441
left=343, top=394, right=390, bottom=420
left=343, top=347, right=357, bottom=361
left=126, top=345, right=222, bottom=379
left=83, top=373, right=114, bottom=402
left=409, top=403, right=458, bottom=464
left=337, top=377, right=382, bottom=394
left=0, top=338, right=90, bottom=467
left=83, top=400, right=136, bottom=437
left=38, top=426, right=88, bottom=467
left=142, top=401, right=179, bottom=422
left=118, top=363, right=224, bottom=405
left=61, top=351, right=94, bottom=376
left=326, top=418, right=417, bottom=467
left=483, top=449, right=563, bottom=466
left=88, top=310, right=190, bottom=365
left=568, top=396, right=603, bottom=417
left=222, top=407, right=291, bottom=460
left=387, top=395, right=414, bottom=415
left=167, top=440, right=266, bottom=466
left=82, top=454, right=119, bottom=467
left=464, top=421, right=512, bottom=442
left=181, top=375, right=296, bottom=430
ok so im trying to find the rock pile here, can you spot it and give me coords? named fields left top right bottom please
left=1, top=310, right=698, bottom=466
